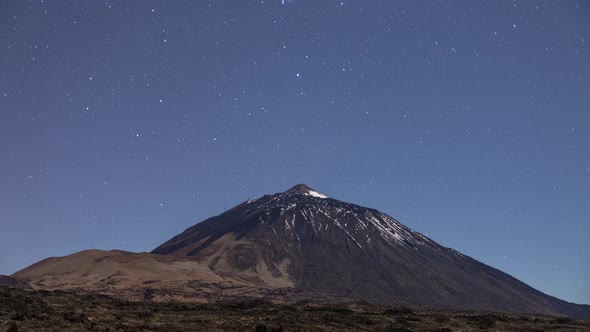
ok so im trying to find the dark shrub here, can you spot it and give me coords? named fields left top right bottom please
left=7, top=322, right=18, bottom=332
left=12, top=313, right=25, bottom=321
left=254, top=324, right=283, bottom=332
left=383, top=307, right=415, bottom=316
left=477, top=315, right=496, bottom=329
left=555, top=316, right=572, bottom=324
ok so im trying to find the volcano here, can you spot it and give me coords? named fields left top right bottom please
left=12, top=184, right=590, bottom=318
left=151, top=184, right=589, bottom=317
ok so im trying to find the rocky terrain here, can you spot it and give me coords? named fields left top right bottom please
left=2, top=286, right=589, bottom=332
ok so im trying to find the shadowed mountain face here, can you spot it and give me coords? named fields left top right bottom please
left=153, top=184, right=590, bottom=318
left=0, top=275, right=25, bottom=288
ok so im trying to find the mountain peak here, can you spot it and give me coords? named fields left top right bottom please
left=286, top=183, right=328, bottom=198
left=143, top=184, right=590, bottom=318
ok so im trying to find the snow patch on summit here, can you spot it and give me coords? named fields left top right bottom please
left=286, top=184, right=328, bottom=199
left=304, top=190, right=328, bottom=199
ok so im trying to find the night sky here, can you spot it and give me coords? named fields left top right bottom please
left=1, top=1, right=589, bottom=304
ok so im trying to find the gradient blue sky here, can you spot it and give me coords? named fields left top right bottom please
left=1, top=1, right=589, bottom=304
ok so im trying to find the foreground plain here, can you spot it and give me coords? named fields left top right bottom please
left=1, top=286, right=589, bottom=332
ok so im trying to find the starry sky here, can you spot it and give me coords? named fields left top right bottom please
left=1, top=1, right=589, bottom=304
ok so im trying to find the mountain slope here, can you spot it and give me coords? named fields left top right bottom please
left=153, top=184, right=590, bottom=318
left=10, top=249, right=284, bottom=302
